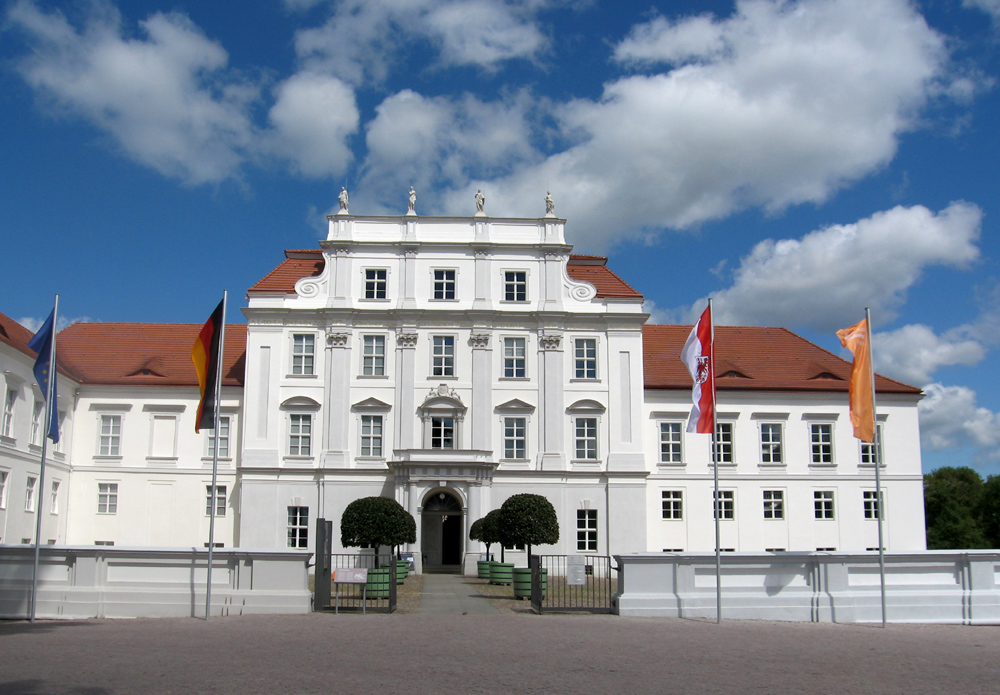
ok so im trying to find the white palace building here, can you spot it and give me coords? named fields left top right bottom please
left=0, top=206, right=927, bottom=574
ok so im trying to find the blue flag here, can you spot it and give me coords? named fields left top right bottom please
left=27, top=309, right=59, bottom=443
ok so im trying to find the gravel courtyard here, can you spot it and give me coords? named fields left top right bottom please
left=1, top=613, right=997, bottom=695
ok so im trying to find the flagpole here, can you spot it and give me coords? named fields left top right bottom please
left=866, top=307, right=887, bottom=628
left=709, top=298, right=721, bottom=624
left=30, top=294, right=58, bottom=623
left=205, top=291, right=227, bottom=621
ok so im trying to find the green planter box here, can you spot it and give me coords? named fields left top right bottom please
left=477, top=560, right=492, bottom=579
left=396, top=560, right=409, bottom=584
left=489, top=562, right=514, bottom=585
left=366, top=566, right=392, bottom=598
left=512, top=567, right=547, bottom=599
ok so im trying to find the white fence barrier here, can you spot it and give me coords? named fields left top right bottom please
left=0, top=545, right=312, bottom=619
left=613, top=551, right=1000, bottom=624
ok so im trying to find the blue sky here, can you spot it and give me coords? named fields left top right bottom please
left=3, top=0, right=1000, bottom=474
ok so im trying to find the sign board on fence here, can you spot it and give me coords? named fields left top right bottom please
left=334, top=568, right=368, bottom=584
left=566, top=555, right=587, bottom=586
left=400, top=553, right=415, bottom=571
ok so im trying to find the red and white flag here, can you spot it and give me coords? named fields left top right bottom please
left=681, top=305, right=715, bottom=434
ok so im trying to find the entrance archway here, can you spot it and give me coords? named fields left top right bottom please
left=421, top=491, right=464, bottom=570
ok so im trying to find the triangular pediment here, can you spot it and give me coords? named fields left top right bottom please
left=352, top=397, right=392, bottom=412
left=495, top=398, right=535, bottom=412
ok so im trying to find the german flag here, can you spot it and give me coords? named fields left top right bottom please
left=192, top=299, right=225, bottom=433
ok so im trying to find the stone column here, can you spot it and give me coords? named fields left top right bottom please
left=469, top=333, right=492, bottom=451
left=537, top=332, right=566, bottom=470
left=472, top=249, right=491, bottom=311
left=394, top=331, right=419, bottom=449
left=323, top=329, right=351, bottom=467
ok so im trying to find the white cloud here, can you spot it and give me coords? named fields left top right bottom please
left=357, top=89, right=540, bottom=212
left=964, top=0, right=1000, bottom=24
left=293, top=0, right=548, bottom=86
left=266, top=72, right=359, bottom=177
left=429, top=0, right=965, bottom=249
left=7, top=0, right=259, bottom=185
left=683, top=202, right=981, bottom=331
left=18, top=316, right=92, bottom=333
left=919, top=383, right=1000, bottom=452
left=873, top=324, right=985, bottom=386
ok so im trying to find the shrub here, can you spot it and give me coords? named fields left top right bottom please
left=341, top=496, right=416, bottom=562
left=499, top=493, right=559, bottom=558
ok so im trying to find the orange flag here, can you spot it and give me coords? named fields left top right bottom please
left=837, top=318, right=875, bottom=443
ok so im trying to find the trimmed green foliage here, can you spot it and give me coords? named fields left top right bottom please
left=470, top=509, right=504, bottom=559
left=499, top=493, right=559, bottom=557
left=341, top=496, right=416, bottom=551
left=924, top=467, right=988, bottom=549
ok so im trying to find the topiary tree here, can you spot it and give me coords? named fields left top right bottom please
left=499, top=493, right=559, bottom=559
left=471, top=509, right=504, bottom=561
left=341, top=496, right=416, bottom=565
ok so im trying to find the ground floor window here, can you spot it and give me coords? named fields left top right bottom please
left=713, top=490, right=734, bottom=520
left=863, top=490, right=882, bottom=520
left=287, top=506, right=309, bottom=548
left=814, top=491, right=835, bottom=520
left=661, top=490, right=683, bottom=520
left=577, top=509, right=598, bottom=551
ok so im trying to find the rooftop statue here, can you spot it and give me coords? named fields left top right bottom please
left=338, top=186, right=349, bottom=213
left=408, top=186, right=416, bottom=214
left=475, top=189, right=485, bottom=215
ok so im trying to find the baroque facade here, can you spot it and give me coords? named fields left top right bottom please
left=0, top=211, right=927, bottom=572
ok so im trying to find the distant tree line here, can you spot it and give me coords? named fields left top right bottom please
left=924, top=467, right=1000, bottom=549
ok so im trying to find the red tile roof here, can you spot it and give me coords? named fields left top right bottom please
left=247, top=250, right=644, bottom=300
left=57, top=323, right=248, bottom=387
left=0, top=311, right=38, bottom=359
left=643, top=324, right=921, bottom=395
left=248, top=250, right=324, bottom=295
left=566, top=256, right=643, bottom=299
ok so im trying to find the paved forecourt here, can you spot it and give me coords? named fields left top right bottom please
left=1, top=613, right=997, bottom=694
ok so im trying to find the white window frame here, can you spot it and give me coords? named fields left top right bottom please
left=25, top=476, right=36, bottom=512
left=502, top=270, right=528, bottom=302
left=661, top=490, right=683, bottom=520
left=207, top=415, right=231, bottom=458
left=31, top=400, right=43, bottom=446
left=810, top=423, right=834, bottom=465
left=287, top=506, right=309, bottom=548
left=360, top=414, right=384, bottom=458
left=714, top=422, right=734, bottom=464
left=860, top=423, right=884, bottom=466
left=2, top=388, right=16, bottom=438
left=659, top=422, right=683, bottom=464
left=363, top=268, right=388, bottom=300
left=99, top=414, right=122, bottom=457
left=576, top=509, right=598, bottom=552
left=206, top=485, right=227, bottom=517
left=763, top=489, right=784, bottom=520
left=0, top=470, right=8, bottom=509
left=432, top=268, right=457, bottom=301
left=814, top=490, right=835, bottom=520
left=713, top=489, right=735, bottom=520
left=288, top=413, right=313, bottom=457
left=863, top=490, right=883, bottom=520
left=98, top=483, right=119, bottom=514
left=362, top=335, right=386, bottom=377
left=573, top=338, right=598, bottom=380
left=502, top=416, right=526, bottom=460
left=291, top=334, right=316, bottom=376
left=502, top=337, right=526, bottom=379
left=430, top=416, right=455, bottom=449
left=574, top=417, right=599, bottom=460
left=50, top=480, right=60, bottom=515
left=760, top=423, right=783, bottom=465
left=431, top=335, right=456, bottom=377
